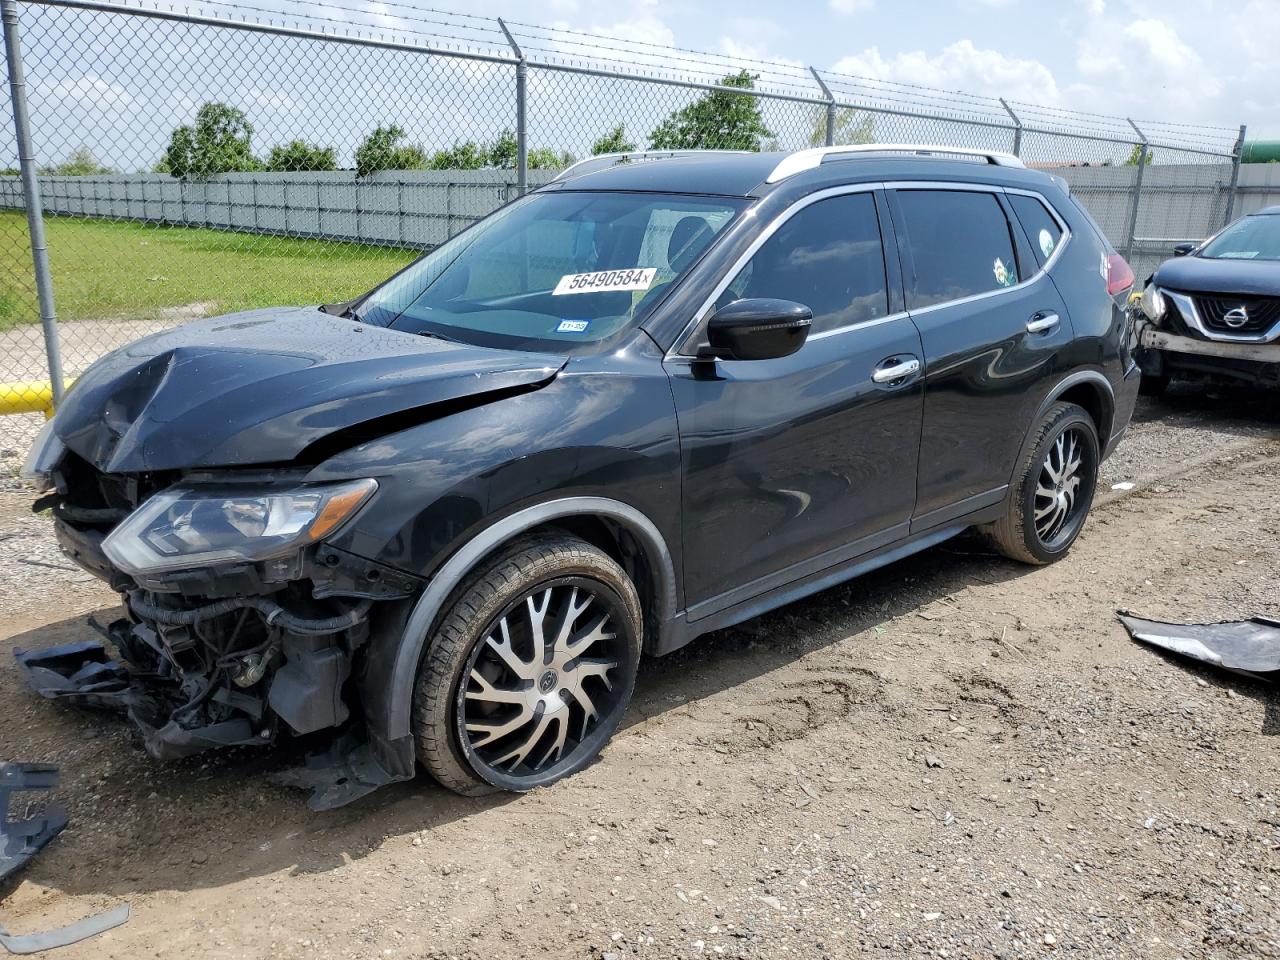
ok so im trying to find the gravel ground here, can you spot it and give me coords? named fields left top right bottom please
left=0, top=389, right=1277, bottom=960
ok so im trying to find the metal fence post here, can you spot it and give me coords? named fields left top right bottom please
left=810, top=67, right=835, bottom=147
left=1124, top=118, right=1148, bottom=264
left=1222, top=123, right=1247, bottom=226
left=497, top=18, right=527, bottom=196
left=3, top=0, right=65, bottom=404
left=999, top=98, right=1022, bottom=157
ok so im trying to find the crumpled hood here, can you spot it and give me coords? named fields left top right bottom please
left=55, top=306, right=566, bottom=473
left=1154, top=254, right=1280, bottom=296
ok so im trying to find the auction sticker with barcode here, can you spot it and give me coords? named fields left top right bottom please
left=553, top=267, right=657, bottom=296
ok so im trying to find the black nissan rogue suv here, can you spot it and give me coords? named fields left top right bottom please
left=22, top=146, right=1140, bottom=806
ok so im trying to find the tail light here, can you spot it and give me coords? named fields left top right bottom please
left=1105, top=253, right=1135, bottom=296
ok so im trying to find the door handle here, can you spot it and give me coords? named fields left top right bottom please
left=871, top=356, right=921, bottom=384
left=1026, top=312, right=1060, bottom=334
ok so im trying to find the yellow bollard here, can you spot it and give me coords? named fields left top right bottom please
left=0, top=379, right=70, bottom=417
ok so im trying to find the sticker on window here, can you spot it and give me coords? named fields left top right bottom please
left=553, top=267, right=657, bottom=296
left=556, top=319, right=590, bottom=333
left=1038, top=228, right=1055, bottom=259
left=992, top=257, right=1015, bottom=287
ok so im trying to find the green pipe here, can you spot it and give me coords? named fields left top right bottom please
left=1241, top=141, right=1280, bottom=163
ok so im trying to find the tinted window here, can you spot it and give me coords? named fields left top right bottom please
left=720, top=193, right=888, bottom=335
left=896, top=190, right=1020, bottom=310
left=1008, top=193, right=1064, bottom=266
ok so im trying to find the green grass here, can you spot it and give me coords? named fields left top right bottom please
left=0, top=211, right=418, bottom=330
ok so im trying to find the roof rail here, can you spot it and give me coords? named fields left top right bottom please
left=765, top=144, right=1025, bottom=183
left=553, top=149, right=751, bottom=182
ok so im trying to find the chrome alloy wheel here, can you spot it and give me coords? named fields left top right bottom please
left=456, top=577, right=627, bottom=784
left=1033, top=427, right=1089, bottom=546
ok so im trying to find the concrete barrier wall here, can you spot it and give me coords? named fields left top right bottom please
left=0, top=169, right=559, bottom=249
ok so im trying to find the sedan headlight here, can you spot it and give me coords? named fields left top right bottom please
left=20, top=417, right=65, bottom=492
left=1140, top=283, right=1166, bottom=321
left=102, top=479, right=377, bottom=575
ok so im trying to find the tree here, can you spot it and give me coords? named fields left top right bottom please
left=43, top=146, right=113, bottom=176
left=528, top=147, right=575, bottom=169
left=807, top=107, right=875, bottom=148
left=1125, top=143, right=1154, bottom=166
left=591, top=124, right=636, bottom=155
left=486, top=130, right=518, bottom=169
left=265, top=139, right=337, bottom=172
left=355, top=125, right=427, bottom=178
left=428, top=141, right=486, bottom=170
left=163, top=102, right=258, bottom=179
left=648, top=70, right=771, bottom=151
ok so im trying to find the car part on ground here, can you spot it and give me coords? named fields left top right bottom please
left=0, top=904, right=131, bottom=956
left=19, top=148, right=1138, bottom=804
left=0, top=764, right=67, bottom=884
left=13, top=638, right=130, bottom=709
left=1120, top=612, right=1280, bottom=683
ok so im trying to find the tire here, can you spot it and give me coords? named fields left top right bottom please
left=411, top=534, right=642, bottom=796
left=1138, top=373, right=1170, bottom=397
left=979, top=402, right=1100, bottom=566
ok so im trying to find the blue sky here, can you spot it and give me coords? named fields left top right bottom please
left=16, top=0, right=1274, bottom=173
left=452, top=0, right=1274, bottom=138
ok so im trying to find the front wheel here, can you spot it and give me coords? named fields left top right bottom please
left=412, top=535, right=642, bottom=796
left=980, top=401, right=1100, bottom=565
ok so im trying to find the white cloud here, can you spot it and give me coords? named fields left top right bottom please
left=828, top=0, right=874, bottom=13
left=830, top=39, right=1062, bottom=106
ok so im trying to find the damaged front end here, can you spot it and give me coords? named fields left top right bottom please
left=23, top=449, right=424, bottom=805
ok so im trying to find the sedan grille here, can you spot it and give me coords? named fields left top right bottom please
left=1193, top=294, right=1280, bottom=336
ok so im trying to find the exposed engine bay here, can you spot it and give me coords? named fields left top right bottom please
left=19, top=447, right=424, bottom=804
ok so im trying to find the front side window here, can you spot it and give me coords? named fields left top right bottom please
left=896, top=190, right=1021, bottom=310
left=717, top=192, right=889, bottom=335
left=1199, top=215, right=1280, bottom=261
left=361, top=191, right=744, bottom=351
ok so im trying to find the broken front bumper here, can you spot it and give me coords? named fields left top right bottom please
left=1136, top=322, right=1280, bottom=387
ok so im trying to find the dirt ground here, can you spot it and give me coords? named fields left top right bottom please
left=0, top=389, right=1277, bottom=960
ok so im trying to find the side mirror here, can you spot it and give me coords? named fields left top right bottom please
left=1172, top=242, right=1196, bottom=257
left=705, top=298, right=812, bottom=361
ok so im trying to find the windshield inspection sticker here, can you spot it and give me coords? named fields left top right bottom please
left=553, top=267, right=657, bottom=296
left=1039, top=229, right=1055, bottom=258
left=556, top=319, right=590, bottom=333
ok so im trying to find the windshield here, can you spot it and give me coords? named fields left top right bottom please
left=361, top=191, right=745, bottom=351
left=1199, top=215, right=1280, bottom=261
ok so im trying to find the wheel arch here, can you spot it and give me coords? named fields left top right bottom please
left=1004, top=370, right=1113, bottom=493
left=380, top=497, right=678, bottom=742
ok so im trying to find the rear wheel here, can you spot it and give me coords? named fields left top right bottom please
left=412, top=535, right=642, bottom=796
left=980, top=402, right=1100, bottom=565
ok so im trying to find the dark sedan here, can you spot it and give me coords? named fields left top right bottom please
left=1136, top=205, right=1280, bottom=392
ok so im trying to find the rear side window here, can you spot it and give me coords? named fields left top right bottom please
left=720, top=192, right=888, bottom=335
left=1008, top=193, right=1064, bottom=266
left=895, top=190, right=1020, bottom=310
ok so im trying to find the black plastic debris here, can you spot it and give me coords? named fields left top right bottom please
left=0, top=765, right=67, bottom=884
left=12, top=640, right=130, bottom=710
left=1119, top=613, right=1280, bottom=683
left=271, top=732, right=413, bottom=811
left=0, top=903, right=130, bottom=955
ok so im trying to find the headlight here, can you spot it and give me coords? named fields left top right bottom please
left=20, top=417, right=65, bottom=492
left=102, top=478, right=377, bottom=575
left=1140, top=283, right=1166, bottom=321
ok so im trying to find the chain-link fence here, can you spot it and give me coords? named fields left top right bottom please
left=0, top=0, right=1248, bottom=458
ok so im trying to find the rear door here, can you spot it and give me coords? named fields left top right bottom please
left=887, top=184, right=1073, bottom=529
left=664, top=188, right=925, bottom=617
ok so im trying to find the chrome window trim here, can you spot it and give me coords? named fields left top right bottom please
left=1162, top=288, right=1280, bottom=344
left=668, top=180, right=1073, bottom=358
left=667, top=182, right=886, bottom=358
